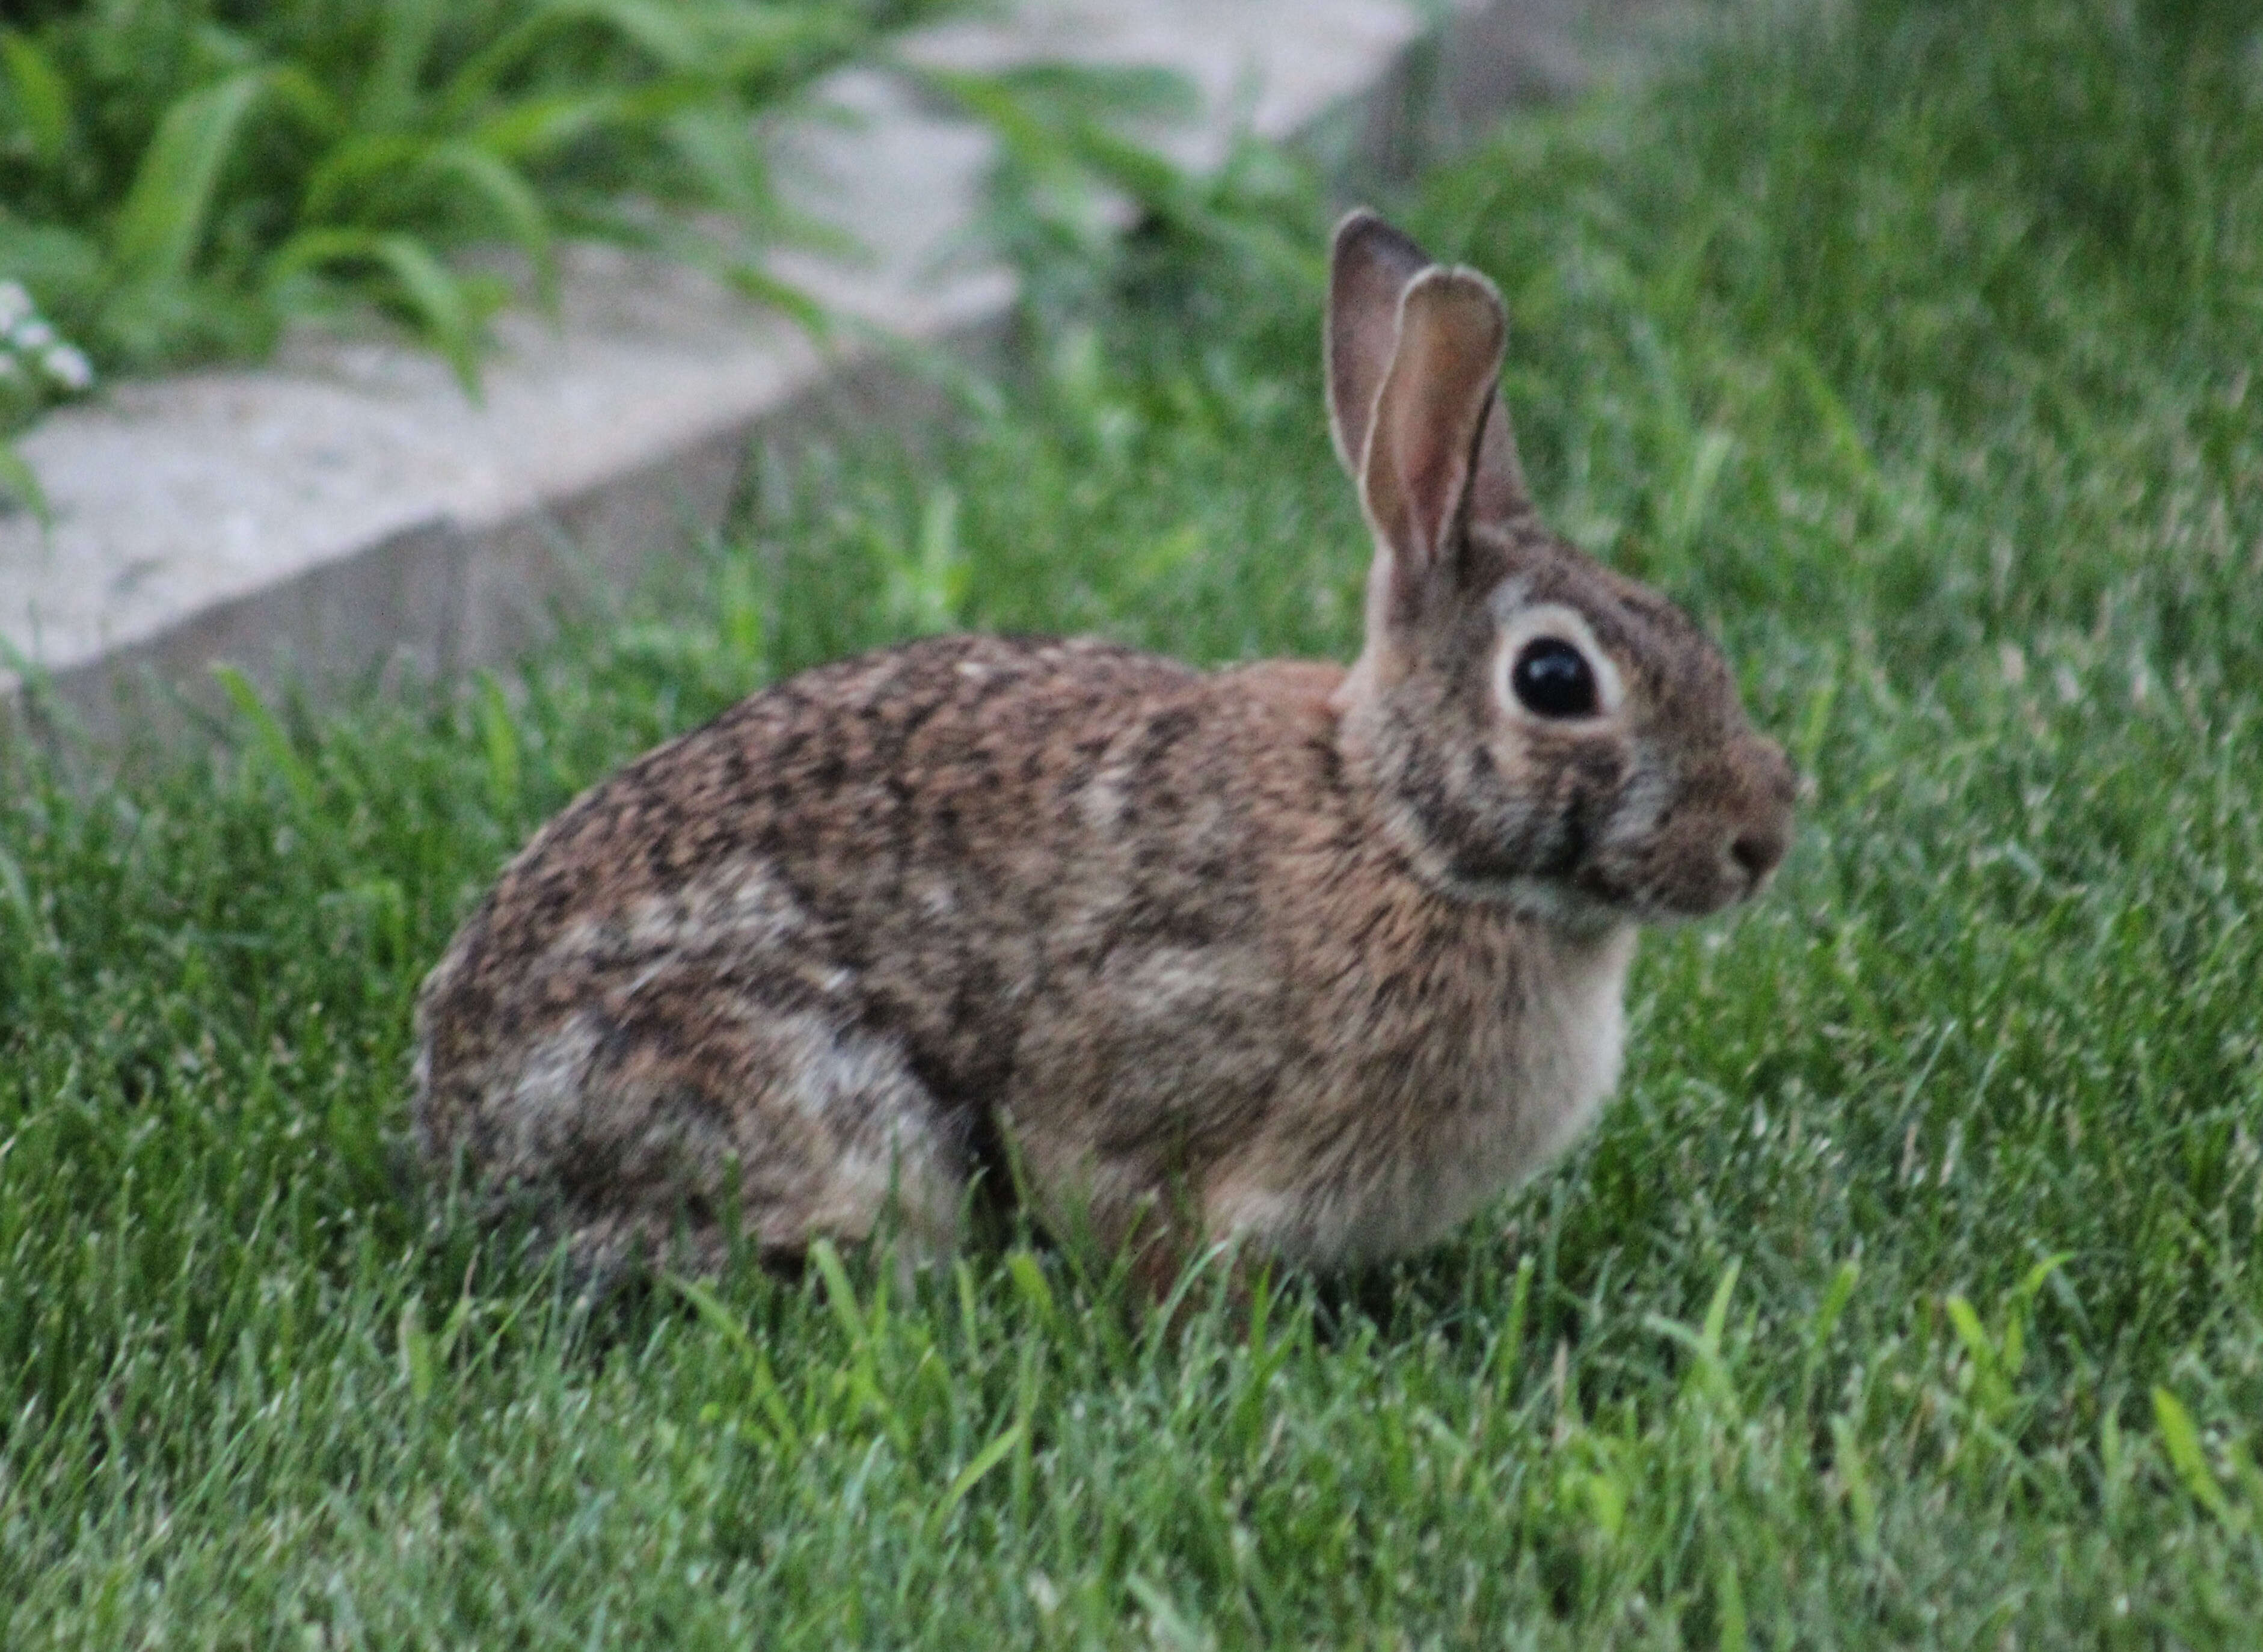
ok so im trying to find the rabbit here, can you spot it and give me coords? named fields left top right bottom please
left=412, top=210, right=1796, bottom=1297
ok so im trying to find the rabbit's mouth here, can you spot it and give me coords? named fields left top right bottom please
left=1420, top=800, right=1781, bottom=927
left=1431, top=863, right=1637, bottom=936
left=1454, top=855, right=1769, bottom=929
left=1582, top=853, right=1781, bottom=924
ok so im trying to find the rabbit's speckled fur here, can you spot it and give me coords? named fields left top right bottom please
left=414, top=213, right=1795, bottom=1291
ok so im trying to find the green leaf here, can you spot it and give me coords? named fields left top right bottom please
left=468, top=91, right=625, bottom=162
left=1779, top=338, right=1885, bottom=499
left=1580, top=1464, right=1627, bottom=1540
left=360, top=0, right=447, bottom=132
left=808, top=1238, right=868, bottom=1351
left=924, top=61, right=1201, bottom=131
left=1006, top=1251, right=1056, bottom=1331
left=2153, top=1386, right=2232, bottom=1522
left=1943, top=1294, right=1991, bottom=1368
left=1830, top=1415, right=1880, bottom=1560
left=1793, top=646, right=1841, bottom=783
left=369, top=236, right=490, bottom=390
left=1811, top=1259, right=1860, bottom=1350
left=446, top=0, right=710, bottom=112
left=927, top=1421, right=1024, bottom=1537
left=474, top=672, right=523, bottom=820
left=272, top=228, right=487, bottom=390
left=547, top=0, right=706, bottom=70
left=0, top=841, right=45, bottom=946
left=113, top=72, right=275, bottom=280
left=1700, top=1256, right=1742, bottom=1357
left=1483, top=1254, right=1535, bottom=1385
left=669, top=1273, right=801, bottom=1451
left=1125, top=1576, right=1212, bottom=1652
left=716, top=260, right=831, bottom=340
left=298, top=130, right=425, bottom=226
left=398, top=1297, right=435, bottom=1405
left=0, top=438, right=51, bottom=526
left=660, top=104, right=773, bottom=216
left=668, top=1274, right=757, bottom=1359
left=0, top=30, right=71, bottom=165
left=422, top=143, right=558, bottom=301
left=440, top=12, right=577, bottom=114
left=1715, top=1556, right=1749, bottom=1652
left=109, top=63, right=336, bottom=284
left=212, top=663, right=318, bottom=812
left=302, top=132, right=432, bottom=224
left=705, top=8, right=847, bottom=82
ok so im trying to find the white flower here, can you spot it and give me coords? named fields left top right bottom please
left=0, top=282, right=31, bottom=334
left=9, top=318, right=55, bottom=351
left=41, top=343, right=93, bottom=392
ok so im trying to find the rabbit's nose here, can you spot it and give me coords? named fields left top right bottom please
left=1724, top=738, right=1795, bottom=892
left=1729, top=823, right=1787, bottom=885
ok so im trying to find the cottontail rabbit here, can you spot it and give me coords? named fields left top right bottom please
left=414, top=212, right=1795, bottom=1293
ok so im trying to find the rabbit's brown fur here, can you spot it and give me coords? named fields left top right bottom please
left=414, top=213, right=1795, bottom=1289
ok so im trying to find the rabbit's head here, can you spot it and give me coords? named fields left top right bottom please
left=1325, top=212, right=1795, bottom=926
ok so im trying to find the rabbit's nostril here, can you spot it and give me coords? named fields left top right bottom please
left=1730, top=828, right=1786, bottom=883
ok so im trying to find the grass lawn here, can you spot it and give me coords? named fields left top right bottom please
left=4, top=0, right=2262, bottom=1642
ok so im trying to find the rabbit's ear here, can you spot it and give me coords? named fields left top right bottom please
left=1469, top=381, right=1535, bottom=527
left=1327, top=210, right=1432, bottom=476
left=1359, top=268, right=1508, bottom=622
left=1330, top=212, right=1536, bottom=531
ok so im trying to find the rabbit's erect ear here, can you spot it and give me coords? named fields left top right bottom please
left=1327, top=210, right=1432, bottom=476
left=1469, top=374, right=1535, bottom=527
left=1359, top=268, right=1508, bottom=619
left=1328, top=212, right=1535, bottom=530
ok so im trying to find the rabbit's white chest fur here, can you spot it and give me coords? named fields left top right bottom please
left=1205, top=921, right=1637, bottom=1268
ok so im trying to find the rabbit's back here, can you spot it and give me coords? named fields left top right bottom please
left=414, top=634, right=1336, bottom=1268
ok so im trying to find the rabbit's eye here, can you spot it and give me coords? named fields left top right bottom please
left=1511, top=638, right=1600, bottom=719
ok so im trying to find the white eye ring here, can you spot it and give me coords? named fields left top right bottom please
left=1492, top=599, right=1625, bottom=721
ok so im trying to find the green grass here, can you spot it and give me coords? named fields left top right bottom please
left=0, top=0, right=955, bottom=388
left=4, top=0, right=2262, bottom=1641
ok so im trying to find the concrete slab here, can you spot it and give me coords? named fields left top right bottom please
left=0, top=0, right=1653, bottom=740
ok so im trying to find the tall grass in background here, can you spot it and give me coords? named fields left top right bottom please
left=1, top=0, right=2260, bottom=1641
left=1425, top=0, right=2263, bottom=655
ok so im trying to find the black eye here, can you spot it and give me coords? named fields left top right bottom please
left=1511, top=637, right=1600, bottom=719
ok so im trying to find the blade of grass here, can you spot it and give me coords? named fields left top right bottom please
left=0, top=30, right=70, bottom=165
left=211, top=663, right=318, bottom=812
left=112, top=69, right=337, bottom=280
left=421, top=143, right=559, bottom=302
left=0, top=439, right=51, bottom=525
left=359, top=0, right=447, bottom=133
left=2154, top=1387, right=2235, bottom=1525
left=272, top=228, right=488, bottom=390
left=112, top=72, right=276, bottom=280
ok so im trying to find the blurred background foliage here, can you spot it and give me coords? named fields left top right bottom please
left=0, top=0, right=961, bottom=390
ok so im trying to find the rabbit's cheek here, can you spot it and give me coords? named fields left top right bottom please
left=1446, top=766, right=1561, bottom=886
left=1463, top=731, right=1618, bottom=886
left=1575, top=763, right=1670, bottom=889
